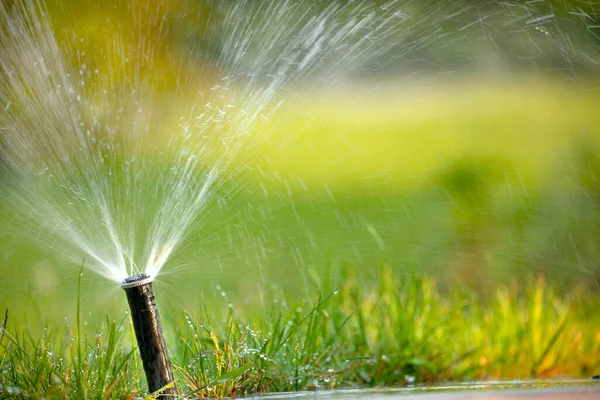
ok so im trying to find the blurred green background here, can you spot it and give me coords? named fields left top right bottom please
left=1, top=0, right=600, bottom=333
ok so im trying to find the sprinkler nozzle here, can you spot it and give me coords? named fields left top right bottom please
left=121, top=274, right=177, bottom=398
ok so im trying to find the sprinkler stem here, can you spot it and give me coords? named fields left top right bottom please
left=121, top=274, right=177, bottom=398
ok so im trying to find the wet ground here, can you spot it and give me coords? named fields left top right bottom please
left=253, top=380, right=600, bottom=399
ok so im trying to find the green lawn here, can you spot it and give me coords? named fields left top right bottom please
left=2, top=80, right=600, bottom=398
left=1, top=268, right=599, bottom=399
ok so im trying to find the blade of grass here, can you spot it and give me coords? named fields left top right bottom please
left=0, top=308, right=7, bottom=345
left=532, top=314, right=570, bottom=376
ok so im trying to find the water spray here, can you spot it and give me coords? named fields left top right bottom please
left=121, top=274, right=177, bottom=398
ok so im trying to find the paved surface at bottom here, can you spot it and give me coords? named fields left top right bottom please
left=414, top=388, right=600, bottom=399
left=256, top=385, right=600, bottom=399
left=332, top=387, right=600, bottom=400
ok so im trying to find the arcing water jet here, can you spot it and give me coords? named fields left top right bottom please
left=121, top=274, right=177, bottom=398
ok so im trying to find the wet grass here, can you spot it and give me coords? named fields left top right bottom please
left=1, top=76, right=600, bottom=397
left=1, top=267, right=599, bottom=399
left=2, top=1, right=600, bottom=397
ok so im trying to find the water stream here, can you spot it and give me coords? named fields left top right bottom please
left=2, top=1, right=598, bottom=287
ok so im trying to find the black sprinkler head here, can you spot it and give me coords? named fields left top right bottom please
left=122, top=274, right=177, bottom=398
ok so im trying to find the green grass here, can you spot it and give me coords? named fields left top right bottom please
left=1, top=266, right=599, bottom=399
left=2, top=1, right=600, bottom=396
left=2, top=81, right=600, bottom=398
left=2, top=79, right=600, bottom=397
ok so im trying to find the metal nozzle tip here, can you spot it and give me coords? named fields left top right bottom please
left=121, top=273, right=153, bottom=289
